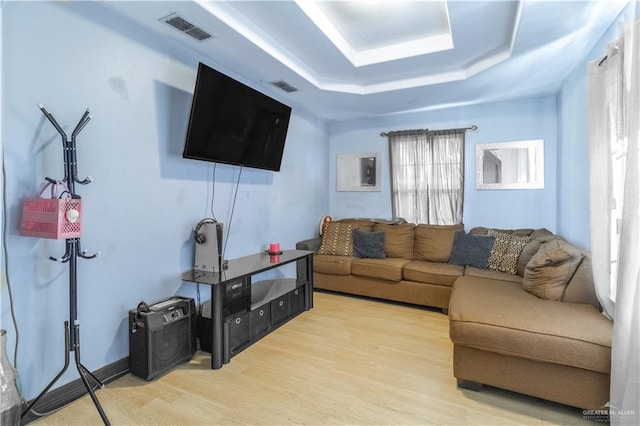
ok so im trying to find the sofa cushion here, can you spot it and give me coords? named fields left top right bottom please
left=449, top=232, right=495, bottom=269
left=403, top=260, right=464, bottom=287
left=336, top=218, right=375, bottom=233
left=523, top=238, right=585, bottom=301
left=516, top=232, right=556, bottom=276
left=562, top=255, right=599, bottom=308
left=373, top=223, right=415, bottom=259
left=313, top=254, right=355, bottom=275
left=529, top=228, right=555, bottom=240
left=413, top=224, right=464, bottom=262
left=487, top=231, right=531, bottom=275
left=352, top=230, right=385, bottom=259
left=470, top=227, right=534, bottom=237
left=317, top=222, right=357, bottom=256
left=464, top=266, right=523, bottom=283
left=351, top=258, right=411, bottom=281
left=449, top=276, right=612, bottom=374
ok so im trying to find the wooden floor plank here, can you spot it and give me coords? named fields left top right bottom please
left=33, top=291, right=592, bottom=425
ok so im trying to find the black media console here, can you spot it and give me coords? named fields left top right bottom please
left=182, top=250, right=314, bottom=369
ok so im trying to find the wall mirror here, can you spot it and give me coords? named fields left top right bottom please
left=337, top=152, right=381, bottom=191
left=476, top=140, right=544, bottom=189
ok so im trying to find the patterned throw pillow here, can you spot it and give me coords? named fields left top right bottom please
left=316, top=222, right=358, bottom=256
left=487, top=230, right=531, bottom=274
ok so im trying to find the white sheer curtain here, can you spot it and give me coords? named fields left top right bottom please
left=388, top=130, right=464, bottom=225
left=588, top=14, right=639, bottom=425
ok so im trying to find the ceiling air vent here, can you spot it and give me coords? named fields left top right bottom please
left=270, top=80, right=298, bottom=93
left=160, top=13, right=215, bottom=42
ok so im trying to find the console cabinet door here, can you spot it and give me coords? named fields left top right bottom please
left=290, top=287, right=305, bottom=316
left=225, top=312, right=250, bottom=357
left=271, top=293, right=290, bottom=326
left=250, top=305, right=271, bottom=340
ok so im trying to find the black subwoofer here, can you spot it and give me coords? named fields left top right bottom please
left=129, top=296, right=196, bottom=380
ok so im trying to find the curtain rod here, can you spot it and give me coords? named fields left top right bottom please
left=380, top=125, right=478, bottom=137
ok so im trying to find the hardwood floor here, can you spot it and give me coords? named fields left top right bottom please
left=33, top=291, right=592, bottom=425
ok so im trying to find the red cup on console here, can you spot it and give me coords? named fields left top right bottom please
left=269, top=242, right=280, bottom=254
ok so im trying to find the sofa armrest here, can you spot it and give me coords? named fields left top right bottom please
left=296, top=237, right=322, bottom=252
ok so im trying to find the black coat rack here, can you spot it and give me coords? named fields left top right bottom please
left=21, top=105, right=109, bottom=425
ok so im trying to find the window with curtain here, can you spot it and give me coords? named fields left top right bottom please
left=588, top=14, right=639, bottom=425
left=387, top=129, right=465, bottom=225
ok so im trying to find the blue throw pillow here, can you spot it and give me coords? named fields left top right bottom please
left=449, top=231, right=495, bottom=269
left=352, top=230, right=385, bottom=259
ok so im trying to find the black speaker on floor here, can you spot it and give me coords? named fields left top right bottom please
left=129, top=296, right=196, bottom=380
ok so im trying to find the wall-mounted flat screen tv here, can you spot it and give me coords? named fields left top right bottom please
left=183, top=62, right=292, bottom=172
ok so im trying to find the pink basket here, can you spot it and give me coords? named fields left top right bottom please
left=19, top=182, right=82, bottom=239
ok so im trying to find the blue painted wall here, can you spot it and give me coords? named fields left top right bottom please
left=1, top=1, right=328, bottom=399
left=2, top=0, right=636, bottom=403
left=328, top=96, right=558, bottom=232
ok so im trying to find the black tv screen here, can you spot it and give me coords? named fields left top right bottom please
left=183, top=62, right=292, bottom=172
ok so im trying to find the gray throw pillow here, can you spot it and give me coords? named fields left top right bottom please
left=352, top=230, right=385, bottom=259
left=448, top=231, right=495, bottom=269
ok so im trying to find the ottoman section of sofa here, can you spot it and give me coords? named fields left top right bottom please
left=449, top=276, right=612, bottom=374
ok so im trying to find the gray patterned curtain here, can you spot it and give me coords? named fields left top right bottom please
left=388, top=129, right=465, bottom=225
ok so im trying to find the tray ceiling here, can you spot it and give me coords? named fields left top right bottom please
left=100, top=0, right=628, bottom=121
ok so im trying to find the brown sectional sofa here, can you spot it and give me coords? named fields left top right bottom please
left=296, top=218, right=613, bottom=410
left=297, top=218, right=466, bottom=311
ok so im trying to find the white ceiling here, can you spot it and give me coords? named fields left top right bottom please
left=100, top=0, right=628, bottom=121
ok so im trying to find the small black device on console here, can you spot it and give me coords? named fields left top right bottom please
left=128, top=296, right=196, bottom=380
left=193, top=218, right=224, bottom=273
